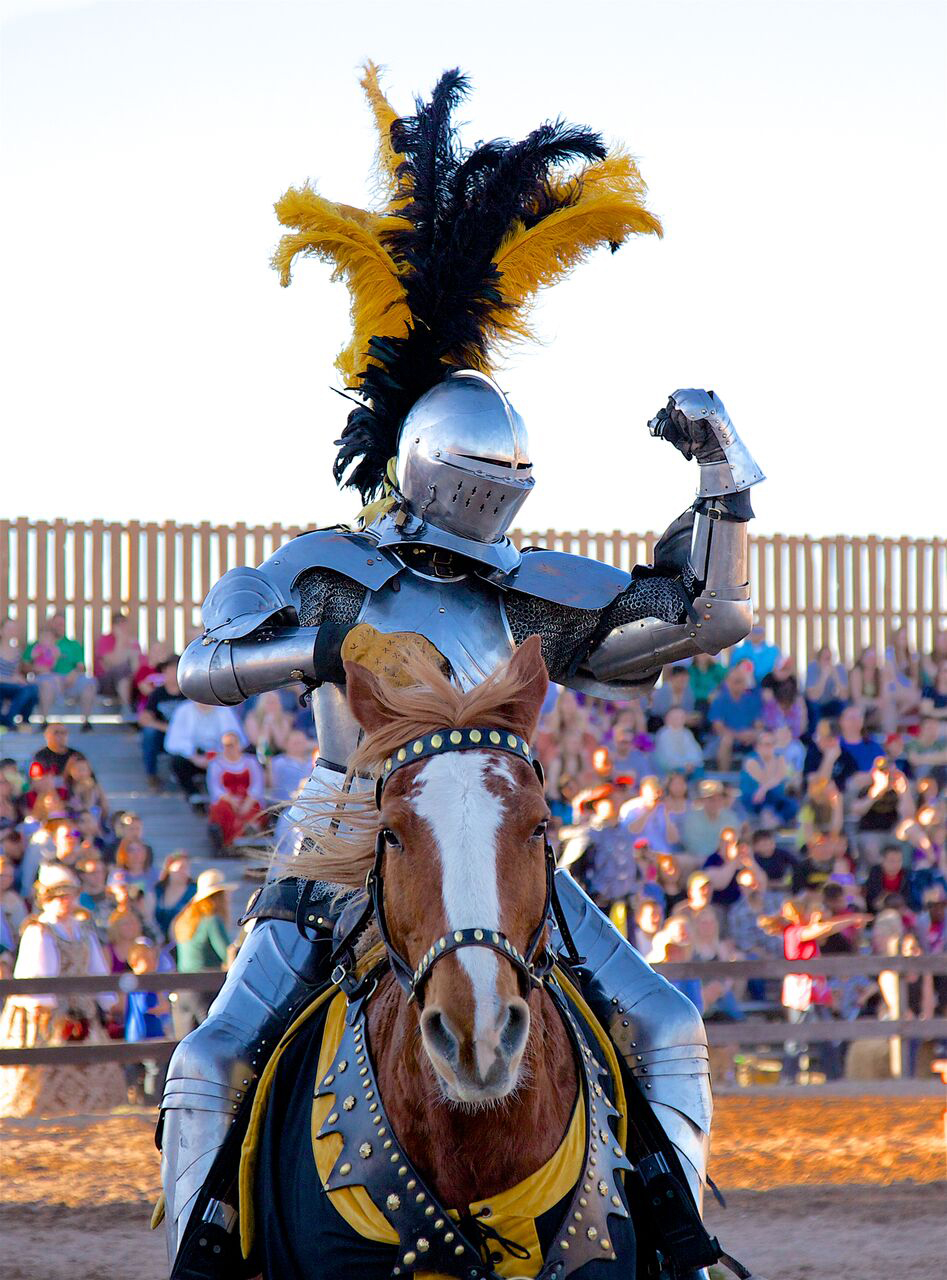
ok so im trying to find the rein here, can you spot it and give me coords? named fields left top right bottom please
left=327, top=725, right=583, bottom=1004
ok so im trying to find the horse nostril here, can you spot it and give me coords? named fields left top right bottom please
left=500, top=1000, right=530, bottom=1061
left=421, top=1007, right=460, bottom=1068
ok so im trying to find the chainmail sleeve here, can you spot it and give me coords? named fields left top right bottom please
left=503, top=568, right=694, bottom=683
left=295, top=568, right=366, bottom=628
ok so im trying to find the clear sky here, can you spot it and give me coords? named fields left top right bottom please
left=1, top=0, right=944, bottom=539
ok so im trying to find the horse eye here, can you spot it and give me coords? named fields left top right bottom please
left=532, top=821, right=548, bottom=840
left=382, top=828, right=402, bottom=849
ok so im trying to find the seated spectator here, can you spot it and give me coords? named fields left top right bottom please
left=690, top=909, right=744, bottom=1019
left=117, top=837, right=157, bottom=893
left=580, top=799, right=642, bottom=911
left=652, top=707, right=704, bottom=778
left=679, top=779, right=740, bottom=860
left=749, top=828, right=798, bottom=890
left=170, top=869, right=239, bottom=1035
left=702, top=827, right=765, bottom=913
left=849, top=646, right=898, bottom=734
left=835, top=705, right=885, bottom=790
left=761, top=658, right=808, bottom=740
left=851, top=756, right=914, bottom=861
left=154, top=853, right=197, bottom=943
left=93, top=612, right=142, bottom=710
left=0, top=854, right=28, bottom=935
left=207, top=732, right=267, bottom=851
left=680, top=869, right=715, bottom=925
left=23, top=762, right=69, bottom=823
left=632, top=896, right=665, bottom=955
left=76, top=855, right=112, bottom=936
left=138, top=657, right=186, bottom=791
left=727, top=864, right=786, bottom=961
left=864, top=844, right=914, bottom=914
left=729, top=624, right=781, bottom=683
left=110, top=810, right=154, bottom=864
left=619, top=776, right=682, bottom=853
left=1, top=830, right=26, bottom=896
left=915, top=888, right=946, bottom=1013
left=906, top=717, right=947, bottom=787
left=32, top=722, right=88, bottom=781
left=24, top=612, right=98, bottom=731
left=0, top=618, right=39, bottom=728
left=772, top=724, right=806, bottom=780
left=106, top=904, right=145, bottom=972
left=649, top=911, right=704, bottom=1011
left=707, top=665, right=764, bottom=770
left=123, top=938, right=173, bottom=1104
left=688, top=652, right=726, bottom=724
left=648, top=666, right=699, bottom=732
left=654, top=853, right=688, bottom=912
left=609, top=711, right=652, bottom=781
left=131, top=642, right=172, bottom=714
left=243, top=690, right=295, bottom=761
left=805, top=646, right=849, bottom=724
left=163, top=700, right=246, bottom=802
left=793, top=831, right=857, bottom=896
left=798, top=775, right=844, bottom=844
left=739, top=730, right=799, bottom=824
left=75, top=808, right=108, bottom=857
left=63, top=755, right=110, bottom=823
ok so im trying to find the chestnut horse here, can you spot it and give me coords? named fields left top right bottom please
left=246, top=638, right=638, bottom=1279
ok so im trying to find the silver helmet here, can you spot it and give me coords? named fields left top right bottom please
left=395, top=371, right=534, bottom=544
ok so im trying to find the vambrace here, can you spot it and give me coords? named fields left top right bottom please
left=552, top=870, right=712, bottom=1213
left=158, top=911, right=330, bottom=1267
left=177, top=626, right=322, bottom=705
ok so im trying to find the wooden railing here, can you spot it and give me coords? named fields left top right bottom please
left=1, top=518, right=943, bottom=670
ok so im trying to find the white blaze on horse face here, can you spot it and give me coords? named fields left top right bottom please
left=412, top=752, right=511, bottom=1056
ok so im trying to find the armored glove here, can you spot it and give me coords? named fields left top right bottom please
left=649, top=388, right=764, bottom=501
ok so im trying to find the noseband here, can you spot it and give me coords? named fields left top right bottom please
left=328, top=726, right=581, bottom=1004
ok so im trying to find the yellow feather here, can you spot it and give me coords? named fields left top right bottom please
left=489, top=151, right=662, bottom=348
left=272, top=184, right=411, bottom=379
left=359, top=61, right=405, bottom=197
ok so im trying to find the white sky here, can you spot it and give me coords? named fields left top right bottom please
left=1, top=0, right=945, bottom=539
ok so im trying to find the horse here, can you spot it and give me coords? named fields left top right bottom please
left=236, top=638, right=707, bottom=1280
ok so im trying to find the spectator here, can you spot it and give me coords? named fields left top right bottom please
left=76, top=855, right=112, bottom=936
left=805, top=646, right=849, bottom=724
left=32, top=722, right=88, bottom=781
left=207, top=732, right=267, bottom=852
left=739, top=729, right=799, bottom=824
left=0, top=618, right=39, bottom=728
left=749, top=828, right=798, bottom=890
left=649, top=666, right=699, bottom=731
left=106, top=904, right=145, bottom=972
left=835, top=705, right=884, bottom=790
left=680, top=870, right=715, bottom=926
left=163, top=700, right=246, bottom=802
left=649, top=912, right=703, bottom=1011
left=661, top=771, right=692, bottom=842
left=904, top=718, right=947, bottom=787
left=93, top=613, right=142, bottom=710
left=690, top=909, right=744, bottom=1019
left=707, top=665, right=764, bottom=770
left=729, top=624, right=781, bottom=683
left=864, top=844, right=913, bottom=914
left=271, top=729, right=317, bottom=851
left=609, top=712, right=651, bottom=780
left=793, top=832, right=857, bottom=896
left=849, top=647, right=898, bottom=734
left=0, top=865, right=124, bottom=1117
left=154, top=852, right=197, bottom=943
left=679, top=779, right=740, bottom=860
left=138, top=656, right=186, bottom=791
left=63, top=755, right=109, bottom=823
left=619, top=776, right=681, bottom=853
left=131, top=642, right=172, bottom=715
left=24, top=612, right=98, bottom=731
left=727, top=865, right=786, bottom=961
left=652, top=707, right=704, bottom=778
left=110, top=810, right=154, bottom=864
left=244, top=690, right=295, bottom=763
left=761, top=657, right=808, bottom=740
left=919, top=662, right=947, bottom=722
left=688, top=652, right=726, bottom=723
left=655, top=853, right=688, bottom=913
left=0, top=854, right=28, bottom=935
left=632, top=895, right=665, bottom=954
left=851, top=757, right=914, bottom=862
left=123, top=938, right=172, bottom=1104
left=23, top=762, right=69, bottom=823
left=702, top=826, right=764, bottom=912
left=170, top=869, right=239, bottom=1036
left=2, top=830, right=27, bottom=896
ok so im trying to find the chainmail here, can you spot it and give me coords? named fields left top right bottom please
left=503, top=570, right=692, bottom=682
left=296, top=568, right=366, bottom=628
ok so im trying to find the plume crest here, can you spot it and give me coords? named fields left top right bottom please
left=273, top=64, right=662, bottom=501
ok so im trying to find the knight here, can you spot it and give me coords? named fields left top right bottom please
left=158, top=64, right=764, bottom=1279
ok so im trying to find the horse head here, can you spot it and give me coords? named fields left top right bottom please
left=345, top=636, right=551, bottom=1106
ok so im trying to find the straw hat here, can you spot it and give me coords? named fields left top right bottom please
left=192, top=867, right=241, bottom=903
left=36, top=863, right=81, bottom=899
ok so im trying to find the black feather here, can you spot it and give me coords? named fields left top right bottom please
left=334, top=71, right=608, bottom=501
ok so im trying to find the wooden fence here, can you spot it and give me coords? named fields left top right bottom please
left=1, top=518, right=943, bottom=670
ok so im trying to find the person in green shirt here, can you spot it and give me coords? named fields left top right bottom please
left=24, top=611, right=98, bottom=729
left=170, top=868, right=241, bottom=1037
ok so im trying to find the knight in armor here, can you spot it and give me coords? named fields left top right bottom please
left=158, top=63, right=764, bottom=1279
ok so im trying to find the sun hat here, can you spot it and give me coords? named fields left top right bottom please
left=36, top=863, right=80, bottom=897
left=698, top=779, right=725, bottom=798
left=192, top=867, right=241, bottom=903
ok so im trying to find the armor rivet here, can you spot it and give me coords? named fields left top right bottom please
left=242, top=1079, right=249, bottom=1086
left=327, top=1112, right=339, bottom=1124
left=308, top=915, right=315, bottom=922
left=614, top=1146, right=623, bottom=1157
left=489, top=731, right=501, bottom=744
left=431, top=734, right=443, bottom=748
left=406, top=1178, right=417, bottom=1190
left=690, top=632, right=696, bottom=637
left=435, top=1218, right=445, bottom=1229
left=199, top=1237, right=207, bottom=1247
left=611, top=998, right=618, bottom=1005
left=598, top=1180, right=608, bottom=1195
left=611, top=1195, right=622, bottom=1207
left=384, top=1140, right=392, bottom=1149
left=450, top=730, right=463, bottom=745
left=343, top=1095, right=356, bottom=1109
left=356, top=1054, right=365, bottom=1064
left=398, top=1164, right=408, bottom=1175
left=567, top=1225, right=576, bottom=1236
left=372, top=1114, right=381, bottom=1124
left=425, top=1205, right=435, bottom=1217
left=630, top=1043, right=636, bottom=1049
left=416, top=1192, right=425, bottom=1203
left=413, top=740, right=423, bottom=754
left=474, top=929, right=483, bottom=940
left=573, top=1211, right=582, bottom=1221
left=587, top=1227, right=598, bottom=1241
left=591, top=1142, right=598, bottom=1152
left=317, top=917, right=325, bottom=926
left=710, top=591, right=717, bottom=597
left=438, top=607, right=446, bottom=614
left=600, top=1239, right=611, bottom=1251
left=507, top=734, right=517, bottom=748
left=646, top=1083, right=652, bottom=1090
left=696, top=623, right=702, bottom=628
left=417, top=1237, right=430, bottom=1251
left=359, top=1143, right=372, bottom=1158
left=339, top=1162, right=352, bottom=1175
left=403, top=1251, right=417, bottom=1266
left=454, top=931, right=464, bottom=942
left=378, top=1127, right=386, bottom=1136
left=579, top=1196, right=587, bottom=1207
left=387, top=1194, right=401, bottom=1210
left=366, top=559, right=374, bottom=566
left=359, top=1066, right=368, bottom=1076
left=337, top=1060, right=347, bottom=1071
left=454, top=1245, right=464, bottom=1256
left=445, top=1231, right=455, bottom=1242
left=397, top=748, right=407, bottom=762
left=621, top=1019, right=629, bottom=1028
left=560, top=1240, right=570, bottom=1250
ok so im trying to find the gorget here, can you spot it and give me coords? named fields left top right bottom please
left=313, top=975, right=632, bottom=1280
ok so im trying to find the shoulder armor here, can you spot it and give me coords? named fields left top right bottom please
left=501, top=549, right=631, bottom=610
left=201, top=529, right=402, bottom=640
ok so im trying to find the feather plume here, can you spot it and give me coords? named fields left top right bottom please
left=359, top=61, right=404, bottom=192
left=272, top=185, right=411, bottom=381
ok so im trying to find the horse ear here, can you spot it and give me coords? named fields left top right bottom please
left=344, top=660, right=395, bottom=735
left=504, top=636, right=549, bottom=742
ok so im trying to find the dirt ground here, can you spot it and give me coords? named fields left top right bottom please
left=1, top=1094, right=945, bottom=1280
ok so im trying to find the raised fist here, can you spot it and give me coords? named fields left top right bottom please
left=648, top=389, right=729, bottom=465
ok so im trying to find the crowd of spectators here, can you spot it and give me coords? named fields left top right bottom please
left=544, top=624, right=947, bottom=1079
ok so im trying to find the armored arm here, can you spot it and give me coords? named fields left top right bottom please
left=178, top=561, right=367, bottom=706
left=577, top=389, right=763, bottom=690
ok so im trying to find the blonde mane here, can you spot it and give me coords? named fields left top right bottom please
left=284, top=648, right=535, bottom=887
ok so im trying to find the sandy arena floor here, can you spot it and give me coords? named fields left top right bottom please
left=1, top=1094, right=945, bottom=1279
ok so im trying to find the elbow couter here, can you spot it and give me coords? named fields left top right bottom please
left=177, top=639, right=243, bottom=706
left=692, top=592, right=753, bottom=655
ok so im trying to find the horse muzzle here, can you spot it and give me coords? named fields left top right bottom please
left=421, top=995, right=531, bottom=1104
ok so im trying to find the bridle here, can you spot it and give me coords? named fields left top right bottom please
left=328, top=725, right=582, bottom=1004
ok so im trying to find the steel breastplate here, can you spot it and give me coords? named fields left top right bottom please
left=355, top=569, right=514, bottom=691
